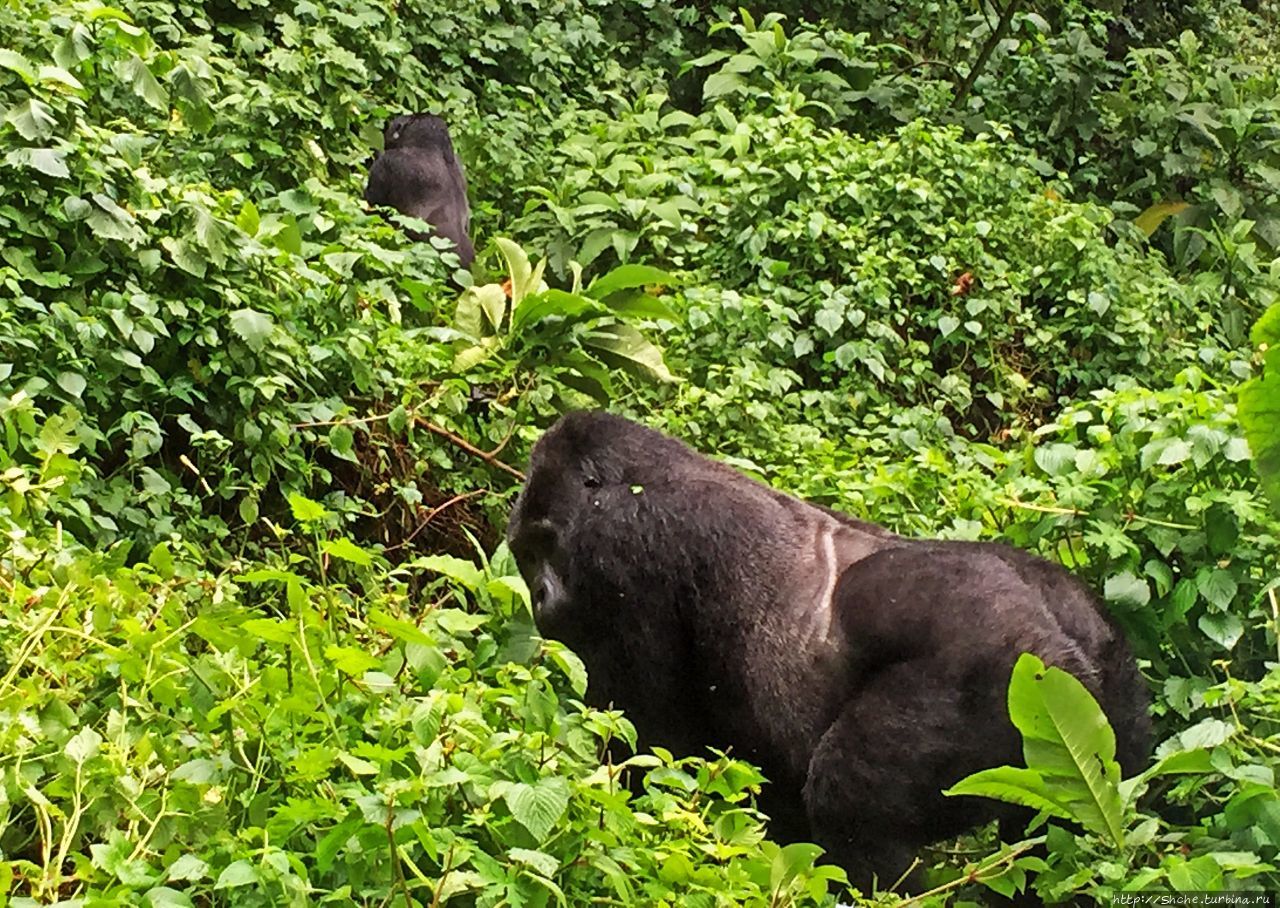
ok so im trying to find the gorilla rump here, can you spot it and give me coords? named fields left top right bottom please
left=507, top=412, right=1150, bottom=887
left=364, top=113, right=475, bottom=266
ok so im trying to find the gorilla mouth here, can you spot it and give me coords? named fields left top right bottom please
left=529, top=567, right=565, bottom=623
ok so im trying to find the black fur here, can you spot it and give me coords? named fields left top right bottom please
left=364, top=113, right=475, bottom=266
left=507, top=412, right=1150, bottom=889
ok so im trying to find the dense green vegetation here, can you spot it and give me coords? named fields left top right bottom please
left=2, top=0, right=1279, bottom=903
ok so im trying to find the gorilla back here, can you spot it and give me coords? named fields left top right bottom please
left=364, top=113, right=475, bottom=266
left=507, top=411, right=1150, bottom=887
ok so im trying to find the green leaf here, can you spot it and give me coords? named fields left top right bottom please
left=1104, top=571, right=1151, bottom=609
left=1196, top=568, right=1238, bottom=610
left=5, top=98, right=57, bottom=140
left=124, top=54, right=167, bottom=110
left=1198, top=612, right=1243, bottom=650
left=494, top=237, right=546, bottom=305
left=5, top=147, right=70, bottom=179
left=455, top=283, right=509, bottom=338
left=582, top=324, right=676, bottom=382
left=947, top=654, right=1127, bottom=848
left=236, top=201, right=260, bottom=236
left=1008, top=654, right=1126, bottom=846
left=0, top=49, right=36, bottom=82
left=324, top=645, right=381, bottom=676
left=511, top=289, right=602, bottom=333
left=65, top=727, right=103, bottom=764
left=56, top=372, right=86, bottom=398
left=228, top=308, right=273, bottom=353
left=1239, top=303, right=1280, bottom=515
left=945, top=765, right=1074, bottom=818
left=509, top=847, right=560, bottom=878
left=505, top=778, right=570, bottom=839
left=166, top=854, right=210, bottom=883
left=288, top=493, right=330, bottom=524
left=1133, top=199, right=1189, bottom=237
left=328, top=423, right=356, bottom=461
left=585, top=264, right=676, bottom=301
left=241, top=618, right=295, bottom=645
left=213, top=860, right=258, bottom=889
left=414, top=554, right=484, bottom=591
left=323, top=537, right=373, bottom=567
left=703, top=70, right=744, bottom=100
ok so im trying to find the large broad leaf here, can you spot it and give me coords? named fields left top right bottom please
left=585, top=263, right=676, bottom=301
left=1133, top=199, right=1190, bottom=237
left=228, top=308, right=274, bottom=353
left=494, top=237, right=546, bottom=305
left=945, top=654, right=1126, bottom=849
left=946, top=765, right=1075, bottom=820
left=511, top=289, right=604, bottom=334
left=504, top=778, right=570, bottom=840
left=455, top=283, right=508, bottom=339
left=582, top=324, right=676, bottom=383
left=1239, top=303, right=1280, bottom=515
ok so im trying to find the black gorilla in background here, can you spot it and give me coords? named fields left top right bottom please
left=507, top=412, right=1150, bottom=889
left=364, top=113, right=475, bottom=266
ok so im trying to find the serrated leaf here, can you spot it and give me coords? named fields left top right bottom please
left=65, top=726, right=103, bottom=764
left=5, top=98, right=57, bottom=140
left=1197, top=568, right=1238, bottom=610
left=124, top=54, right=166, bottom=110
left=504, top=778, right=570, bottom=839
left=56, top=372, right=86, bottom=398
left=288, top=493, right=330, bottom=524
left=1104, top=571, right=1151, bottom=609
left=0, top=49, right=36, bottom=82
left=323, top=537, right=372, bottom=566
left=1198, top=611, right=1243, bottom=650
left=414, top=554, right=484, bottom=591
left=228, top=308, right=273, bottom=353
left=166, top=854, right=209, bottom=883
left=6, top=147, right=70, bottom=178
left=213, top=860, right=258, bottom=889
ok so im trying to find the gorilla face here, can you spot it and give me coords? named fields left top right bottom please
left=384, top=113, right=453, bottom=151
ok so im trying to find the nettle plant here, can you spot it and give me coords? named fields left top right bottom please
left=0, top=499, right=851, bottom=906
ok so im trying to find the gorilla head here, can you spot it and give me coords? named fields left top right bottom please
left=364, top=113, right=475, bottom=267
left=508, top=411, right=1150, bottom=890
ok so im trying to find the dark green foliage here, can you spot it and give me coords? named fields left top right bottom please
left=1, top=0, right=1279, bottom=903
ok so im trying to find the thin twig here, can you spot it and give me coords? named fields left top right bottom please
left=952, top=0, right=1022, bottom=110
left=292, top=412, right=394, bottom=429
left=427, top=843, right=456, bottom=908
left=385, top=490, right=489, bottom=553
left=415, top=418, right=525, bottom=480
left=386, top=797, right=412, bottom=908
left=897, top=841, right=1036, bottom=905
left=997, top=497, right=1084, bottom=517
left=1270, top=587, right=1280, bottom=666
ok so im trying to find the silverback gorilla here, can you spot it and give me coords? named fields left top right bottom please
left=507, top=411, right=1150, bottom=889
left=364, top=113, right=475, bottom=266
